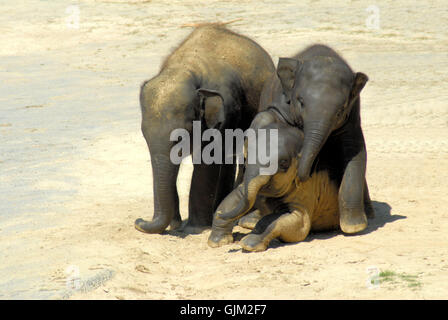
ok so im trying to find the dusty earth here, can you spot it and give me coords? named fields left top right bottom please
left=0, top=0, right=447, bottom=299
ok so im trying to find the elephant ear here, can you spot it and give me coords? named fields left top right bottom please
left=348, top=72, right=369, bottom=106
left=277, top=58, right=302, bottom=101
left=197, top=88, right=226, bottom=129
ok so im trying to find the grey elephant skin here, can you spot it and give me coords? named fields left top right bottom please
left=135, top=25, right=275, bottom=234
left=208, top=111, right=341, bottom=252
left=258, top=44, right=374, bottom=234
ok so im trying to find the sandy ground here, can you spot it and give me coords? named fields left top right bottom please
left=0, top=0, right=447, bottom=299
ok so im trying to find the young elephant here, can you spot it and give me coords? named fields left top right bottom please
left=135, top=24, right=275, bottom=234
left=208, top=112, right=340, bottom=252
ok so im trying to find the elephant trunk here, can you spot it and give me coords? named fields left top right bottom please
left=135, top=153, right=180, bottom=234
left=298, top=120, right=332, bottom=181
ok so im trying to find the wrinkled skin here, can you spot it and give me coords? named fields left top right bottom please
left=208, top=114, right=340, bottom=252
left=135, top=25, right=275, bottom=234
left=256, top=44, right=374, bottom=234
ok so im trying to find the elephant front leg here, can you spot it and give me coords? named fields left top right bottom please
left=238, top=209, right=263, bottom=230
left=238, top=195, right=273, bottom=229
left=208, top=184, right=248, bottom=247
left=240, top=208, right=311, bottom=252
left=208, top=173, right=270, bottom=247
left=339, top=148, right=368, bottom=233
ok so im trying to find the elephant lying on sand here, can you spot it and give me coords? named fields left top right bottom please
left=135, top=24, right=275, bottom=234
left=208, top=112, right=340, bottom=252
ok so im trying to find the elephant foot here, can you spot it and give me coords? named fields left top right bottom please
left=240, top=234, right=268, bottom=252
left=134, top=218, right=148, bottom=233
left=340, top=208, right=368, bottom=234
left=238, top=210, right=262, bottom=230
left=135, top=217, right=182, bottom=234
left=207, top=229, right=233, bottom=248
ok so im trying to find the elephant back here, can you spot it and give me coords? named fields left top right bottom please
left=161, top=24, right=275, bottom=114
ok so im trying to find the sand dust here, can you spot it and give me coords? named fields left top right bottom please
left=0, top=0, right=447, bottom=299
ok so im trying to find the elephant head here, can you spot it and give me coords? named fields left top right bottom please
left=275, top=56, right=368, bottom=181
left=217, top=122, right=304, bottom=222
left=248, top=122, right=303, bottom=197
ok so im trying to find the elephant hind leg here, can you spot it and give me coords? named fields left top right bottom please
left=240, top=209, right=311, bottom=252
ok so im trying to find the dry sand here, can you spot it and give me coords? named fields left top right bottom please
left=0, top=0, right=447, bottom=299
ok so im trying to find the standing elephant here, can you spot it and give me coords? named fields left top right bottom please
left=255, top=44, right=374, bottom=234
left=208, top=114, right=340, bottom=251
left=134, top=25, right=275, bottom=234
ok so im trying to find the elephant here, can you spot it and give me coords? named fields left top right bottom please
left=254, top=44, right=374, bottom=234
left=134, top=24, right=275, bottom=234
left=207, top=111, right=340, bottom=252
